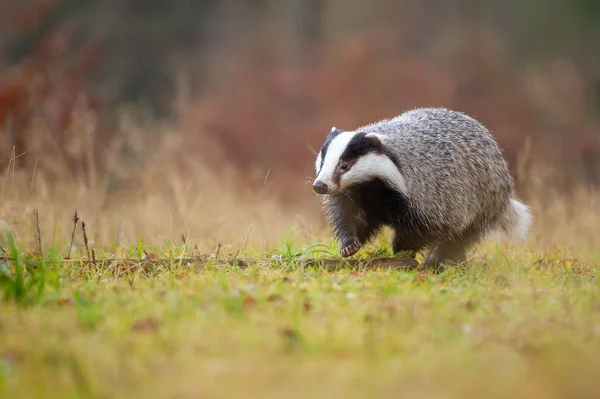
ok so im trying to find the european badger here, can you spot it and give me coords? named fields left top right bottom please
left=312, top=107, right=532, bottom=269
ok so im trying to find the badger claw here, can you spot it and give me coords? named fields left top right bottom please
left=341, top=239, right=361, bottom=257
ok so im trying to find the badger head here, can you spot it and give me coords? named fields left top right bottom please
left=313, top=127, right=407, bottom=195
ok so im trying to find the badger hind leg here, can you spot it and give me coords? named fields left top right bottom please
left=420, top=235, right=478, bottom=272
left=421, top=243, right=466, bottom=272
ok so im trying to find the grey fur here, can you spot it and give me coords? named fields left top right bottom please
left=313, top=107, right=532, bottom=270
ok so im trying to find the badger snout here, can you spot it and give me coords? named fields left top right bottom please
left=312, top=180, right=329, bottom=195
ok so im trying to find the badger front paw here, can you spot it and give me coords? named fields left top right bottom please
left=341, top=239, right=361, bottom=257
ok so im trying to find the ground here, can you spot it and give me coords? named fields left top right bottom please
left=1, top=232, right=600, bottom=399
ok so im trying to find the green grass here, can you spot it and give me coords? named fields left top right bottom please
left=1, top=235, right=600, bottom=399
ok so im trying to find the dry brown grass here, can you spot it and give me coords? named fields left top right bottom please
left=1, top=106, right=599, bottom=258
left=0, top=122, right=324, bottom=254
left=0, top=25, right=599, bottom=256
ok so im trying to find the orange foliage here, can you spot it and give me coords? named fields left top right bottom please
left=8, top=0, right=59, bottom=34
left=1, top=4, right=599, bottom=203
left=0, top=0, right=105, bottom=175
left=185, top=32, right=600, bottom=201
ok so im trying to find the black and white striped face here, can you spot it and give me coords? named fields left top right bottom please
left=313, top=128, right=407, bottom=195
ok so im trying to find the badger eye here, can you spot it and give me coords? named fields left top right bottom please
left=339, top=162, right=349, bottom=172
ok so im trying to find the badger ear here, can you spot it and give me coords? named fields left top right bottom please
left=365, top=133, right=382, bottom=152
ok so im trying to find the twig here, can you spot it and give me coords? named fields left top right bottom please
left=0, top=146, right=16, bottom=208
left=263, top=169, right=271, bottom=187
left=81, top=221, right=93, bottom=263
left=34, top=209, right=42, bottom=257
left=215, top=243, right=222, bottom=259
left=21, top=157, right=38, bottom=217
left=66, top=210, right=79, bottom=259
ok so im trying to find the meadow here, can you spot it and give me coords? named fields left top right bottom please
left=1, top=134, right=600, bottom=399
left=1, top=3, right=600, bottom=396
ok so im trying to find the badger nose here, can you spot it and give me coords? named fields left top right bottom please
left=312, top=180, right=328, bottom=195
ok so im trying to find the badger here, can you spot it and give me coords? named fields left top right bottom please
left=312, top=107, right=532, bottom=269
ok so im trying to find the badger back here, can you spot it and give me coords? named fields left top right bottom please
left=379, top=108, right=515, bottom=232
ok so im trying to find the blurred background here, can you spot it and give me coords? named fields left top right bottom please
left=0, top=0, right=599, bottom=251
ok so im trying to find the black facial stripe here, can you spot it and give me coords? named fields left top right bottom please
left=336, top=133, right=403, bottom=182
left=329, top=133, right=378, bottom=186
left=319, top=127, right=343, bottom=170
left=339, top=133, right=378, bottom=162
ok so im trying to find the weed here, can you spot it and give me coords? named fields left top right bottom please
left=0, top=221, right=48, bottom=307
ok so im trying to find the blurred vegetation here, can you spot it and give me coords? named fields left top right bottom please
left=1, top=0, right=219, bottom=115
left=1, top=0, right=599, bottom=115
left=0, top=0, right=599, bottom=201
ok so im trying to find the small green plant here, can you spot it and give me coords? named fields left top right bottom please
left=136, top=235, right=144, bottom=260
left=0, top=221, right=48, bottom=307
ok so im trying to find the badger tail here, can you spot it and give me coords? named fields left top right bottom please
left=496, top=198, right=533, bottom=242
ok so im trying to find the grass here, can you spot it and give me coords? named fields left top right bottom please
left=1, top=231, right=600, bottom=399
left=1, top=130, right=600, bottom=398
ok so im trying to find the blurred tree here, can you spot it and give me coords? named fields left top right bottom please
left=0, top=0, right=598, bottom=116
left=1, top=0, right=219, bottom=116
left=0, top=0, right=599, bottom=190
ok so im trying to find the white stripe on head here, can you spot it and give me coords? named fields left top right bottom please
left=315, top=151, right=322, bottom=175
left=315, top=131, right=357, bottom=185
left=340, top=152, right=408, bottom=194
left=315, top=127, right=342, bottom=175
